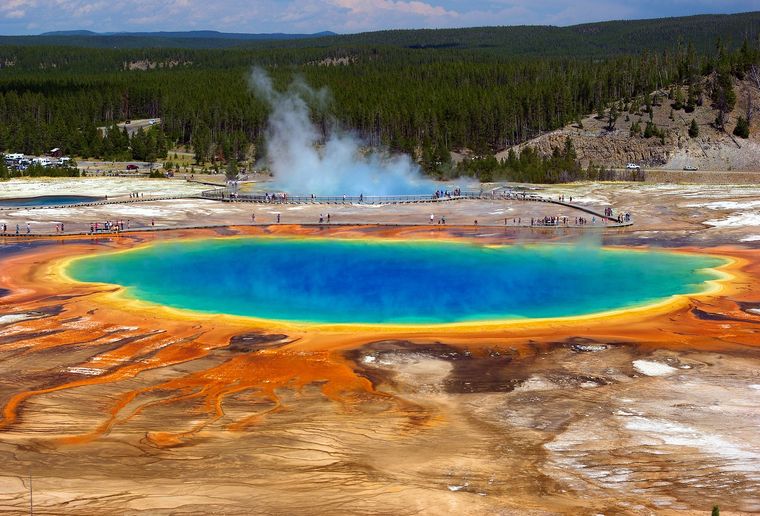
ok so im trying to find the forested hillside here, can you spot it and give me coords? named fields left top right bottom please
left=266, top=12, right=760, bottom=56
left=2, top=12, right=758, bottom=54
left=0, top=12, right=758, bottom=182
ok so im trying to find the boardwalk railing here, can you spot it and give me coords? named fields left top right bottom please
left=199, top=186, right=632, bottom=227
left=199, top=189, right=511, bottom=204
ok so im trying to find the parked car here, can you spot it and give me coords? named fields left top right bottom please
left=626, top=163, right=641, bottom=170
left=126, top=164, right=139, bottom=171
left=684, top=165, right=698, bottom=171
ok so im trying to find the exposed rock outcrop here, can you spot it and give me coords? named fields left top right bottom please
left=498, top=77, right=760, bottom=171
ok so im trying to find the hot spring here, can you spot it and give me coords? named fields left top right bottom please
left=0, top=195, right=102, bottom=207
left=67, top=238, right=725, bottom=325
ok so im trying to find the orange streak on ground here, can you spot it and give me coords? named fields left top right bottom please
left=57, top=347, right=387, bottom=446
left=0, top=227, right=758, bottom=447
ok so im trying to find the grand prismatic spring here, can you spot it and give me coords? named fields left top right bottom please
left=67, top=238, right=726, bottom=324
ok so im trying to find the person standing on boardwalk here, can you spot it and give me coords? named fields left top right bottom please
left=430, top=214, right=435, bottom=224
left=276, top=213, right=280, bottom=223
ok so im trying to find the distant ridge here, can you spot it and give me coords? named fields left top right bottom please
left=40, top=30, right=337, bottom=40
left=40, top=30, right=98, bottom=36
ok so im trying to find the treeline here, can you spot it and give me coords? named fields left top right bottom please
left=453, top=138, right=636, bottom=183
left=0, top=162, right=80, bottom=179
left=0, top=33, right=757, bottom=172
left=96, top=125, right=169, bottom=161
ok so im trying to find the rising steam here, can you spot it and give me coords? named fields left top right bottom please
left=249, top=68, right=436, bottom=196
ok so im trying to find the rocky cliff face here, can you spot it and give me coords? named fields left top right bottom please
left=501, top=77, right=760, bottom=171
left=510, top=130, right=672, bottom=167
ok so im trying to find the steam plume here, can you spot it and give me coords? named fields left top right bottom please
left=249, top=68, right=436, bottom=196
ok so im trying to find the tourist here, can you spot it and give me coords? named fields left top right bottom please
left=276, top=213, right=280, bottom=223
left=16, top=224, right=19, bottom=235
left=319, top=214, right=324, bottom=224
left=26, top=223, right=30, bottom=234
left=151, top=219, right=155, bottom=226
left=61, top=222, right=64, bottom=232
left=430, top=214, right=435, bottom=224
left=327, top=214, right=330, bottom=223
left=251, top=213, right=256, bottom=222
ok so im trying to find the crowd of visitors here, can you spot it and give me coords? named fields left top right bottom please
left=89, top=220, right=131, bottom=233
left=433, top=188, right=461, bottom=199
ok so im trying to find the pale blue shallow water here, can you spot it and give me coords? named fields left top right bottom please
left=67, top=238, right=725, bottom=324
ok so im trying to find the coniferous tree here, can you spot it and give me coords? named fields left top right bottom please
left=689, top=119, right=699, bottom=138
left=607, top=104, right=619, bottom=131
left=192, top=123, right=212, bottom=164
left=733, top=116, right=750, bottom=138
left=225, top=159, right=238, bottom=180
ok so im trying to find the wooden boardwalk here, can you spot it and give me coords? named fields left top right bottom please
left=0, top=187, right=633, bottom=238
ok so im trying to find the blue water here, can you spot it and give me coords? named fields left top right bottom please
left=67, top=238, right=725, bottom=324
left=0, top=195, right=102, bottom=207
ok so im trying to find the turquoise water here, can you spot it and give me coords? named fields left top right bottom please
left=67, top=238, right=725, bottom=324
left=0, top=195, right=101, bottom=207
